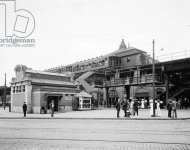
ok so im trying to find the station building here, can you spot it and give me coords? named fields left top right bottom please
left=11, top=65, right=79, bottom=113
left=12, top=39, right=190, bottom=111
left=46, top=39, right=163, bottom=106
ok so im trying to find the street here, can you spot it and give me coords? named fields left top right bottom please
left=0, top=119, right=190, bottom=150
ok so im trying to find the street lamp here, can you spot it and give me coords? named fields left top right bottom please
left=152, top=40, right=156, bottom=117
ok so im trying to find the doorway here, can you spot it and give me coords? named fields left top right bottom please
left=47, top=96, right=59, bottom=111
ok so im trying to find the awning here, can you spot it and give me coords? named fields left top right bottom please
left=76, top=91, right=92, bottom=98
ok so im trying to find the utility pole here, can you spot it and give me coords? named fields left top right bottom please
left=3, top=73, right=6, bottom=110
left=152, top=40, right=156, bottom=117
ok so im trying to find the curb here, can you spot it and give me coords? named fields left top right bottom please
left=0, top=117, right=190, bottom=120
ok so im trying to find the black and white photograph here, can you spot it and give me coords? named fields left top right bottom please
left=0, top=0, right=190, bottom=149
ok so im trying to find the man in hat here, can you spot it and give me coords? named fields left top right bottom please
left=172, top=99, right=177, bottom=119
left=22, top=102, right=27, bottom=117
left=133, top=99, right=139, bottom=116
left=50, top=100, right=55, bottom=117
left=115, top=98, right=122, bottom=118
left=167, top=99, right=173, bottom=118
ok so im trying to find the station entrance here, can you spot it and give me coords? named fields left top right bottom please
left=47, top=95, right=61, bottom=111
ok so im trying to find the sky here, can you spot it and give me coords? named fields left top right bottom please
left=1, top=0, right=190, bottom=86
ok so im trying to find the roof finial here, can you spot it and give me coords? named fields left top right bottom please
left=119, top=39, right=127, bottom=50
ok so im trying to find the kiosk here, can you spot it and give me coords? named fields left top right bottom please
left=76, top=91, right=92, bottom=110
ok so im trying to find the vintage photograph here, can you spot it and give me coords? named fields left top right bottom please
left=0, top=0, right=190, bottom=149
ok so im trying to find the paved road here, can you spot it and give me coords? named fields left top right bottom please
left=0, top=119, right=190, bottom=150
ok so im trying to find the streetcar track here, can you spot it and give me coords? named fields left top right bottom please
left=0, top=127, right=190, bottom=136
left=0, top=137, right=190, bottom=146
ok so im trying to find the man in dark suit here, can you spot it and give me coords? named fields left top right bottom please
left=22, top=102, right=27, bottom=117
left=133, top=99, right=139, bottom=116
left=50, top=101, right=55, bottom=117
left=115, top=99, right=121, bottom=118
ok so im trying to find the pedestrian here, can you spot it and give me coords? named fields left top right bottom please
left=115, top=98, right=121, bottom=118
left=156, top=100, right=161, bottom=116
left=172, top=99, right=177, bottom=119
left=141, top=98, right=145, bottom=109
left=22, top=102, right=27, bottom=117
left=50, top=100, right=55, bottom=117
left=122, top=98, right=128, bottom=117
left=149, top=98, right=153, bottom=116
left=133, top=99, right=139, bottom=116
left=167, top=99, right=172, bottom=118
left=130, top=99, right=134, bottom=116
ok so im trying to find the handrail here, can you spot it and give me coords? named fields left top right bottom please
left=104, top=74, right=161, bottom=86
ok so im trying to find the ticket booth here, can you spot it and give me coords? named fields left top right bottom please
left=76, top=91, right=92, bottom=110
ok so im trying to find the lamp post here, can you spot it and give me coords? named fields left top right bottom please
left=152, top=40, right=156, bottom=117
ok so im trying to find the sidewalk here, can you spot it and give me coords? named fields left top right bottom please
left=0, top=107, right=190, bottom=120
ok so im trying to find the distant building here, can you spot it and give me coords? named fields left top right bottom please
left=0, top=86, right=11, bottom=106
left=11, top=65, right=79, bottom=113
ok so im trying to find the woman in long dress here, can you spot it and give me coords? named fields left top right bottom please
left=130, top=99, right=134, bottom=116
left=149, top=98, right=154, bottom=116
left=156, top=100, right=161, bottom=116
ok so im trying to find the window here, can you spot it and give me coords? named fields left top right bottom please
left=13, top=87, right=15, bottom=93
left=18, top=86, right=21, bottom=92
left=16, top=86, right=18, bottom=93
left=22, top=85, right=25, bottom=92
left=126, top=57, right=130, bottom=62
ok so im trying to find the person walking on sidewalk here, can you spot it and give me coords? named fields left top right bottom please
left=133, top=99, right=139, bottom=116
left=167, top=99, right=173, bottom=118
left=122, top=98, right=128, bottom=117
left=50, top=100, right=55, bottom=117
left=130, top=99, right=134, bottom=116
left=156, top=99, right=161, bottom=116
left=115, top=98, right=121, bottom=118
left=172, top=99, right=177, bottom=119
left=22, top=102, right=27, bottom=117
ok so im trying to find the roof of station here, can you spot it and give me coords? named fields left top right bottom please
left=46, top=39, right=147, bottom=71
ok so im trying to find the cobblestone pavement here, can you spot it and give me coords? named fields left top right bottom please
left=0, top=119, right=190, bottom=150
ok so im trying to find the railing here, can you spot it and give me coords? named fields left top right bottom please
left=104, top=74, right=161, bottom=87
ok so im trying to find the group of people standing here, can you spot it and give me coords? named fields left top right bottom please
left=115, top=98, right=139, bottom=118
left=115, top=97, right=178, bottom=119
left=22, top=100, right=55, bottom=117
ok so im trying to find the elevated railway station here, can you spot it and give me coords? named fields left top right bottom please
left=45, top=39, right=190, bottom=108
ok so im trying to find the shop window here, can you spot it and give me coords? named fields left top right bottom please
left=13, top=87, right=15, bottom=93
left=18, top=86, right=21, bottom=92
left=22, top=85, right=25, bottom=92
left=16, top=86, right=18, bottom=93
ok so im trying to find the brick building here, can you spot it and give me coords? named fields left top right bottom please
left=11, top=65, right=79, bottom=113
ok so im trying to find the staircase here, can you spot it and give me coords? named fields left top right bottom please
left=171, top=87, right=190, bottom=99
left=76, top=71, right=97, bottom=93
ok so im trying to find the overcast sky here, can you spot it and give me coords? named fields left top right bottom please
left=1, top=0, right=190, bottom=85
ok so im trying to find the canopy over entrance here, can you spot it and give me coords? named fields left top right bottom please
left=76, top=91, right=92, bottom=98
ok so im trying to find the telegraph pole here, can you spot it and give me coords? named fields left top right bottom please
left=152, top=40, right=156, bottom=117
left=3, top=73, right=6, bottom=110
